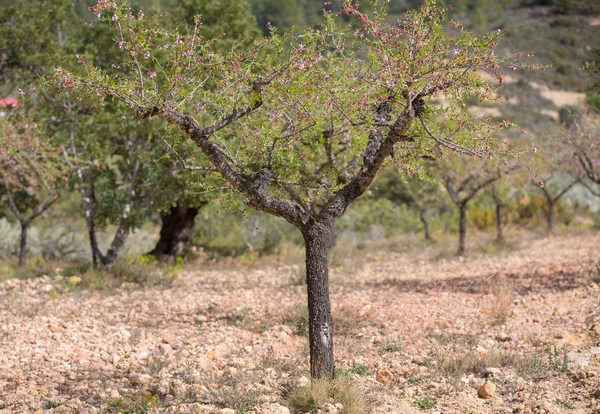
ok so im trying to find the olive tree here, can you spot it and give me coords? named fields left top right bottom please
left=58, top=0, right=532, bottom=379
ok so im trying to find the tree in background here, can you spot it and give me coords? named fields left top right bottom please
left=557, top=114, right=600, bottom=200
left=145, top=0, right=263, bottom=259
left=371, top=170, right=442, bottom=241
left=0, top=102, right=62, bottom=266
left=487, top=163, right=522, bottom=242
left=61, top=0, right=533, bottom=379
left=437, top=157, right=505, bottom=255
left=531, top=136, right=580, bottom=232
left=0, top=0, right=79, bottom=266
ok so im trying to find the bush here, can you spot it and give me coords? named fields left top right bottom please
left=559, top=105, right=583, bottom=127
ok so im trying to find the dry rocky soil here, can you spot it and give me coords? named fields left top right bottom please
left=1, top=232, right=600, bottom=414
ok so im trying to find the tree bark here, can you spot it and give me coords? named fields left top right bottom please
left=496, top=203, right=503, bottom=242
left=303, top=223, right=335, bottom=380
left=80, top=177, right=101, bottom=268
left=458, top=205, right=467, bottom=255
left=547, top=199, right=555, bottom=232
left=101, top=226, right=130, bottom=270
left=18, top=223, right=28, bottom=268
left=419, top=208, right=430, bottom=241
left=148, top=201, right=201, bottom=258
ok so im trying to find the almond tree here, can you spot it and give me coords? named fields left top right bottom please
left=0, top=102, right=62, bottom=266
left=558, top=115, right=600, bottom=200
left=437, top=156, right=505, bottom=255
left=532, top=140, right=580, bottom=232
left=58, top=0, right=533, bottom=379
left=487, top=163, right=522, bottom=242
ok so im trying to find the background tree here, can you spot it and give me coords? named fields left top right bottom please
left=371, top=170, right=442, bottom=241
left=145, top=0, right=263, bottom=259
left=437, top=156, right=504, bottom=255
left=557, top=114, right=600, bottom=200
left=0, top=101, right=62, bottom=266
left=61, top=0, right=533, bottom=379
left=487, top=164, right=521, bottom=242
left=532, top=140, right=580, bottom=232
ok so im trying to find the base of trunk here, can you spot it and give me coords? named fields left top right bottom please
left=148, top=202, right=200, bottom=259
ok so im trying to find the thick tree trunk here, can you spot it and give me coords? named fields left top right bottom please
left=496, top=203, right=503, bottom=242
left=419, top=208, right=430, bottom=241
left=458, top=205, right=467, bottom=255
left=18, top=223, right=28, bottom=268
left=547, top=200, right=555, bottom=232
left=303, top=223, right=335, bottom=380
left=148, top=202, right=200, bottom=258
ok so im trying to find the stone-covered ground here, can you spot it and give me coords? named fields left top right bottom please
left=1, top=232, right=599, bottom=413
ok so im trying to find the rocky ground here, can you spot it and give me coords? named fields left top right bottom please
left=1, top=232, right=599, bottom=414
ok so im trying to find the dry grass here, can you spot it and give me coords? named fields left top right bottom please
left=434, top=348, right=514, bottom=382
left=288, top=376, right=366, bottom=414
left=200, top=372, right=265, bottom=411
left=485, top=276, right=513, bottom=326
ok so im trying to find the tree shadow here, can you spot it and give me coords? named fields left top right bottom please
left=361, top=267, right=589, bottom=296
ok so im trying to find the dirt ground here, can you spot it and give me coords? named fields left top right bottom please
left=1, top=232, right=599, bottom=414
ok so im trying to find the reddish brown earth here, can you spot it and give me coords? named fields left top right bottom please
left=1, top=232, right=599, bottom=413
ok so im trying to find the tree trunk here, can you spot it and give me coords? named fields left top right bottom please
left=303, top=223, right=335, bottom=380
left=496, top=203, right=503, bottom=242
left=77, top=168, right=101, bottom=268
left=148, top=202, right=200, bottom=258
left=419, top=208, right=430, bottom=241
left=547, top=200, right=555, bottom=232
left=101, top=226, right=130, bottom=270
left=458, top=205, right=467, bottom=255
left=18, top=223, right=28, bottom=267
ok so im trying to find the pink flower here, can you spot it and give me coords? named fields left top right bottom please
left=148, top=71, right=157, bottom=79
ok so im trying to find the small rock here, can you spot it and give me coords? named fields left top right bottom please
left=254, top=403, right=291, bottom=414
left=219, top=409, right=236, bottom=414
left=412, top=356, right=425, bottom=365
left=109, top=389, right=120, bottom=400
left=150, top=379, right=170, bottom=397
left=496, top=332, right=511, bottom=342
left=484, top=367, right=501, bottom=377
left=477, top=381, right=497, bottom=399
left=297, top=376, right=310, bottom=387
left=129, top=373, right=153, bottom=388
left=567, top=352, right=591, bottom=369
left=375, top=369, right=393, bottom=385
left=322, top=403, right=338, bottom=414
left=169, top=379, right=187, bottom=399
left=593, top=388, right=600, bottom=398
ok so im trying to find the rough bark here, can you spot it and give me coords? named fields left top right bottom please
left=495, top=203, right=503, bottom=242
left=303, top=223, right=335, bottom=380
left=458, top=205, right=467, bottom=255
left=148, top=201, right=201, bottom=258
left=18, top=223, right=28, bottom=268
